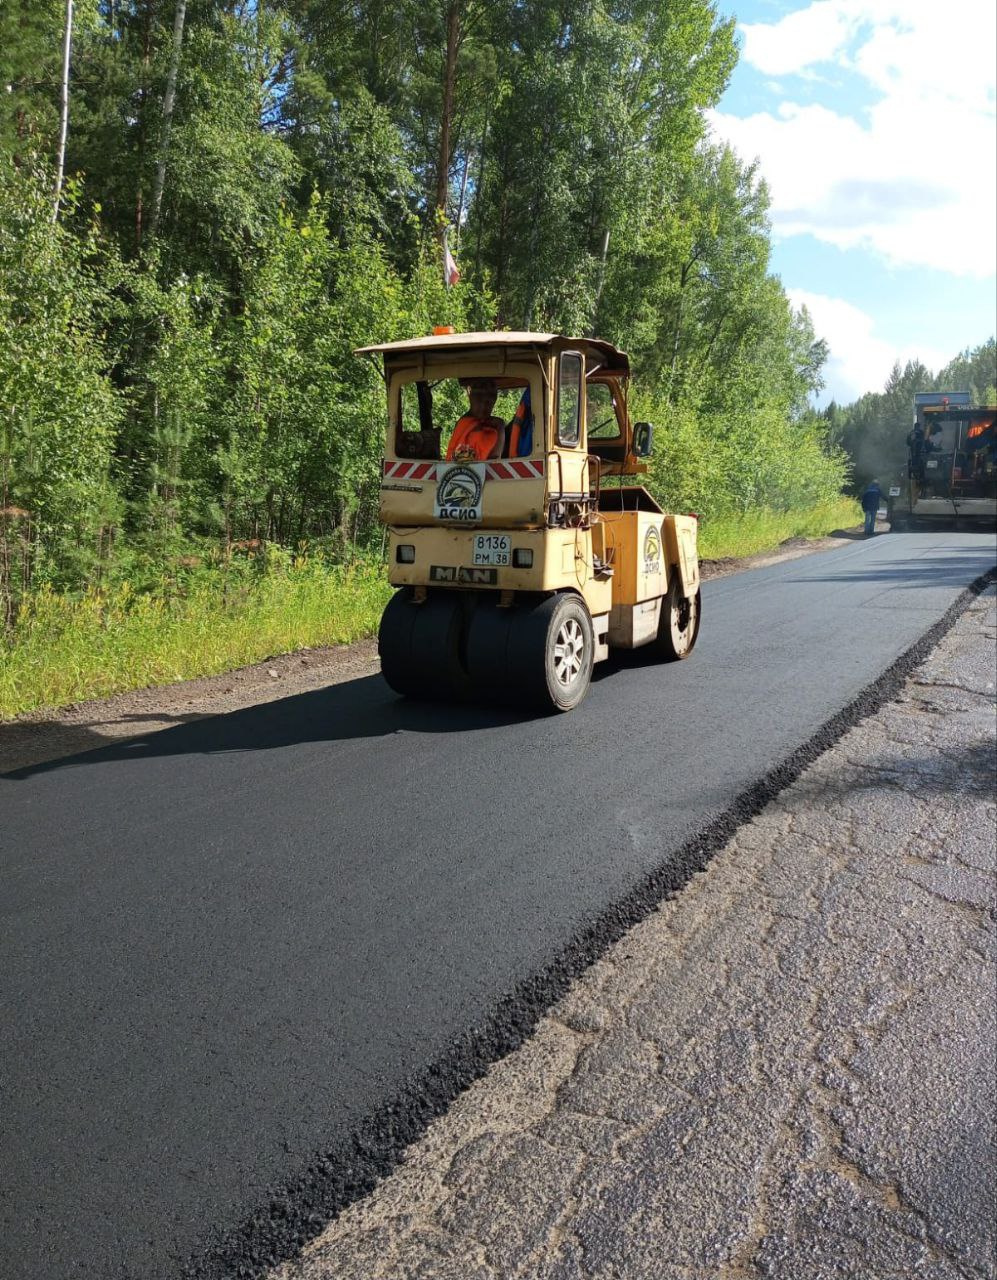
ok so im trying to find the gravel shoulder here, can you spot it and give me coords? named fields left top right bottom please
left=270, top=587, right=997, bottom=1280
left=0, top=528, right=866, bottom=776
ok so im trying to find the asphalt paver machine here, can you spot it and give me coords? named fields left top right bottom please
left=357, top=330, right=701, bottom=711
left=889, top=391, right=997, bottom=530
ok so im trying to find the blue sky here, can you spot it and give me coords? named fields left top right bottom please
left=709, top=0, right=997, bottom=404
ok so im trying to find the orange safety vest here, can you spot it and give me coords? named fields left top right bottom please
left=446, top=416, right=501, bottom=462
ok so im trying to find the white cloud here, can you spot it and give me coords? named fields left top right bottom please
left=739, top=0, right=861, bottom=73
left=790, top=288, right=950, bottom=401
left=710, top=0, right=997, bottom=277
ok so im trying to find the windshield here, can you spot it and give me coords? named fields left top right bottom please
left=393, top=374, right=537, bottom=461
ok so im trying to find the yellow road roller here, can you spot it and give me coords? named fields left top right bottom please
left=356, top=330, right=701, bottom=711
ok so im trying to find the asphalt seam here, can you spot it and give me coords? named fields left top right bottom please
left=186, top=565, right=997, bottom=1280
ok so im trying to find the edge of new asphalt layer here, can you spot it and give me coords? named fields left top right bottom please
left=186, top=564, right=997, bottom=1280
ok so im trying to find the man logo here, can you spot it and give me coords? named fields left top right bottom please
left=435, top=463, right=484, bottom=522
left=430, top=565, right=497, bottom=585
left=643, top=525, right=662, bottom=576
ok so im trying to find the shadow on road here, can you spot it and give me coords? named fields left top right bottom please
left=1, top=643, right=673, bottom=782
left=828, top=527, right=871, bottom=541
left=0, top=676, right=535, bottom=781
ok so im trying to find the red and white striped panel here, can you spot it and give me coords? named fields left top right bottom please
left=382, top=460, right=436, bottom=481
left=485, top=460, right=544, bottom=480
left=383, top=459, right=544, bottom=481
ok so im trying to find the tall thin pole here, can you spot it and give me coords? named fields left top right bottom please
left=52, top=0, right=74, bottom=222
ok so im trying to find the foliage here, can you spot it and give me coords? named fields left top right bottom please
left=937, top=339, right=997, bottom=405
left=695, top=499, right=860, bottom=561
left=0, top=0, right=919, bottom=699
left=638, top=386, right=848, bottom=520
left=0, top=159, right=121, bottom=620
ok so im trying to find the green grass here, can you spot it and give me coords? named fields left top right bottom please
left=696, top=499, right=861, bottom=561
left=0, top=557, right=392, bottom=721
left=1, top=499, right=861, bottom=720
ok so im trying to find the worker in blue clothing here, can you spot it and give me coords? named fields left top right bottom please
left=861, top=479, right=882, bottom=536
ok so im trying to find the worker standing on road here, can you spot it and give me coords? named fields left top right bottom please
left=861, top=479, right=883, bottom=537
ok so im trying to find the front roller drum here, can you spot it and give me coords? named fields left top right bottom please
left=378, top=589, right=471, bottom=701
left=467, top=593, right=595, bottom=713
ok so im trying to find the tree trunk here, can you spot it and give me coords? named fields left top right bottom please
left=52, top=0, right=73, bottom=222
left=149, top=0, right=187, bottom=241
left=471, top=112, right=488, bottom=277
left=433, top=2, right=460, bottom=236
left=668, top=254, right=699, bottom=400
left=590, top=227, right=611, bottom=333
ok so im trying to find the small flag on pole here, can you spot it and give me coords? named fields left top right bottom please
left=443, top=226, right=460, bottom=288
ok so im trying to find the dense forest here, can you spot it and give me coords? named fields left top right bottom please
left=828, top=339, right=997, bottom=491
left=0, top=0, right=857, bottom=625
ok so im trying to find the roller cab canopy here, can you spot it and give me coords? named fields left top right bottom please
left=354, top=330, right=631, bottom=376
left=356, top=329, right=643, bottom=477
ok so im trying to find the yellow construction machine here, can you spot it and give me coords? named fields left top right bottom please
left=357, top=330, right=701, bottom=711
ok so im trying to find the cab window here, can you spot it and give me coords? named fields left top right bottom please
left=558, top=353, right=582, bottom=447
left=586, top=381, right=621, bottom=440
left=396, top=377, right=533, bottom=459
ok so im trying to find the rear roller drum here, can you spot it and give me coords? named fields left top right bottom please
left=655, top=578, right=701, bottom=661
left=465, top=600, right=514, bottom=699
left=378, top=590, right=471, bottom=700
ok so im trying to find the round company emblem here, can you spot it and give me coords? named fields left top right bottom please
left=643, top=525, right=661, bottom=573
left=436, top=465, right=482, bottom=512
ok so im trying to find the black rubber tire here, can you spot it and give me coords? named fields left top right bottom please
left=467, top=593, right=594, bottom=712
left=654, top=578, right=701, bottom=661
left=378, top=590, right=470, bottom=700
left=517, top=593, right=595, bottom=712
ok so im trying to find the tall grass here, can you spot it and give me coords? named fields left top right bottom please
left=696, top=498, right=860, bottom=560
left=0, top=556, right=392, bottom=720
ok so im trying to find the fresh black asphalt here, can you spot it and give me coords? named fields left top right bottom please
left=1, top=530, right=995, bottom=1279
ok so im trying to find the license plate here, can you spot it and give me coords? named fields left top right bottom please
left=472, top=534, right=511, bottom=566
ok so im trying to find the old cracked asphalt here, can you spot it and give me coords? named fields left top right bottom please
left=275, top=588, right=997, bottom=1280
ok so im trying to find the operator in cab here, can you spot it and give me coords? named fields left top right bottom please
left=446, top=378, right=506, bottom=462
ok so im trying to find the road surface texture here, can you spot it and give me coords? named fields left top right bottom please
left=273, top=587, right=996, bottom=1280
left=1, top=530, right=994, bottom=1279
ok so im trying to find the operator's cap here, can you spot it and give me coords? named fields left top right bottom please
left=462, top=377, right=498, bottom=391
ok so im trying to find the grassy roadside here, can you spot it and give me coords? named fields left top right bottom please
left=697, top=498, right=860, bottom=560
left=0, top=559, right=392, bottom=721
left=0, top=500, right=860, bottom=721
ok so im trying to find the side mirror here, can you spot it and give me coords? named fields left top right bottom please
left=632, top=421, right=653, bottom=457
